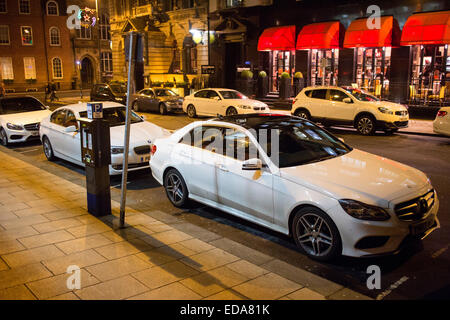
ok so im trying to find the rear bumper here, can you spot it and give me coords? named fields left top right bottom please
left=378, top=120, right=409, bottom=130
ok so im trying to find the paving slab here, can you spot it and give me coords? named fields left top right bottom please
left=2, top=244, right=65, bottom=268
left=86, top=255, right=151, bottom=282
left=42, top=249, right=107, bottom=275
left=0, top=263, right=53, bottom=290
left=128, top=282, right=202, bottom=300
left=75, top=275, right=148, bottom=300
left=0, top=284, right=36, bottom=300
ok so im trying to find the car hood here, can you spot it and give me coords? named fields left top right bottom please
left=279, top=149, right=429, bottom=208
left=109, top=121, right=171, bottom=147
left=361, top=100, right=407, bottom=112
left=0, top=110, right=51, bottom=125
left=225, top=99, right=268, bottom=108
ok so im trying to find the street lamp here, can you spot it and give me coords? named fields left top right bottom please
left=76, top=60, right=83, bottom=98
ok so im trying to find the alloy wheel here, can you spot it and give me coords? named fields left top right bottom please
left=226, top=107, right=238, bottom=116
left=0, top=129, right=8, bottom=146
left=165, top=172, right=184, bottom=205
left=43, top=138, right=55, bottom=161
left=357, top=117, right=374, bottom=135
left=187, top=105, right=196, bottom=118
left=295, top=213, right=333, bottom=257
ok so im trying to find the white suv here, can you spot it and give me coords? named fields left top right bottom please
left=291, top=86, right=409, bottom=135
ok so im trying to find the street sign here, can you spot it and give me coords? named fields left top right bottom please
left=201, top=65, right=216, bottom=74
left=86, top=103, right=103, bottom=119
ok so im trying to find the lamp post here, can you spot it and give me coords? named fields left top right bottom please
left=76, top=60, right=83, bottom=98
left=96, top=0, right=102, bottom=83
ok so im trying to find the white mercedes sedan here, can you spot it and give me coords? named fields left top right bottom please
left=0, top=96, right=51, bottom=146
left=39, top=102, right=170, bottom=175
left=150, top=114, right=439, bottom=260
left=433, top=107, right=450, bottom=137
left=182, top=88, right=270, bottom=118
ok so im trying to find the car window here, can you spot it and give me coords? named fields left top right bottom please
left=98, top=86, right=110, bottom=95
left=310, top=89, right=327, bottom=100
left=155, top=89, right=177, bottom=97
left=51, top=109, right=67, bottom=126
left=64, top=110, right=78, bottom=129
left=179, top=125, right=223, bottom=153
left=0, top=97, right=46, bottom=114
left=194, top=90, right=208, bottom=98
left=328, top=89, right=349, bottom=102
left=223, top=128, right=258, bottom=161
left=207, top=90, right=219, bottom=99
left=304, top=90, right=312, bottom=97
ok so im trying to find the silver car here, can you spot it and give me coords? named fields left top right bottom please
left=131, top=88, right=183, bottom=115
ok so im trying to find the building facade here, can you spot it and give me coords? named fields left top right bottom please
left=108, top=0, right=211, bottom=94
left=68, top=0, right=112, bottom=88
left=0, top=0, right=75, bottom=92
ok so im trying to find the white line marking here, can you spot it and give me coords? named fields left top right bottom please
left=431, top=245, right=449, bottom=258
left=376, top=276, right=409, bottom=300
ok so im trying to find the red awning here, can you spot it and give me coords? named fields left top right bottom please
left=344, top=16, right=400, bottom=48
left=401, top=11, right=450, bottom=45
left=296, top=21, right=344, bottom=50
left=257, top=26, right=296, bottom=51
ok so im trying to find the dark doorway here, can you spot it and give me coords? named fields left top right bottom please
left=81, top=57, right=94, bottom=87
left=225, top=42, right=242, bottom=89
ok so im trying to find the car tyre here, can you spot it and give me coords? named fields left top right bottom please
left=294, top=108, right=311, bottom=120
left=355, top=114, right=376, bottom=135
left=187, top=104, right=197, bottom=118
left=42, top=136, right=56, bottom=161
left=0, top=128, right=8, bottom=146
left=132, top=101, right=140, bottom=112
left=226, top=107, right=238, bottom=116
left=159, top=103, right=167, bottom=115
left=164, top=169, right=189, bottom=208
left=292, top=206, right=342, bottom=261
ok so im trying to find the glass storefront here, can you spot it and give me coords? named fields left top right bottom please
left=409, top=44, right=449, bottom=104
left=309, top=49, right=339, bottom=86
left=355, top=47, right=391, bottom=97
left=271, top=50, right=295, bottom=92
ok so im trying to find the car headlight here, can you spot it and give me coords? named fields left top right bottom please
left=6, top=123, right=24, bottom=130
left=378, top=107, right=393, bottom=115
left=237, top=105, right=252, bottom=109
left=339, top=199, right=390, bottom=221
left=111, top=146, right=124, bottom=154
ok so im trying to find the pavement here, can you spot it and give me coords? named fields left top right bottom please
left=0, top=150, right=372, bottom=300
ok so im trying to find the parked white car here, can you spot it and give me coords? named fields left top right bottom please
left=182, top=88, right=270, bottom=118
left=150, top=114, right=439, bottom=260
left=39, top=102, right=170, bottom=175
left=433, top=107, right=450, bottom=136
left=291, top=86, right=409, bottom=135
left=0, top=96, right=51, bottom=146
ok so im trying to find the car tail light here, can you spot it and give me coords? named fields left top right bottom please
left=150, top=144, right=157, bottom=155
left=437, top=110, right=448, bottom=117
left=292, top=98, right=297, bottom=105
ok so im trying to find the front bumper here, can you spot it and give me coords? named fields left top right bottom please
left=4, top=128, right=40, bottom=143
left=327, top=194, right=439, bottom=258
left=378, top=120, right=409, bottom=130
left=109, top=152, right=151, bottom=175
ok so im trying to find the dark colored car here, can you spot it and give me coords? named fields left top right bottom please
left=131, top=88, right=183, bottom=115
left=90, top=83, right=127, bottom=104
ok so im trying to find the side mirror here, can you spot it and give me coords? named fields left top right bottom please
left=64, top=125, right=78, bottom=133
left=338, top=137, right=345, bottom=143
left=242, top=158, right=262, bottom=171
left=343, top=97, right=353, bottom=104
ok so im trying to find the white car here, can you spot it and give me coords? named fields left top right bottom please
left=291, top=86, right=409, bottom=135
left=39, top=102, right=170, bottom=175
left=0, top=96, right=51, bottom=146
left=150, top=114, right=439, bottom=260
left=182, top=88, right=270, bottom=118
left=433, top=107, right=450, bottom=136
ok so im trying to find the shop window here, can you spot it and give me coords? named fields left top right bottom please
left=310, top=49, right=339, bottom=87
left=271, top=50, right=295, bottom=92
left=355, top=47, right=391, bottom=96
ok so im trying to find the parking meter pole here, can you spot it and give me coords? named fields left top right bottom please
left=119, top=32, right=137, bottom=228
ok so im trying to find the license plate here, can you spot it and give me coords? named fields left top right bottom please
left=141, top=156, right=150, bottom=163
left=410, top=216, right=435, bottom=236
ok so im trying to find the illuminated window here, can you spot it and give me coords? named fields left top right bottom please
left=46, top=1, right=58, bottom=15
left=19, top=0, right=30, bottom=14
left=52, top=57, right=63, bottom=79
left=101, top=52, right=113, bottom=73
left=76, top=26, right=91, bottom=39
left=49, top=27, right=60, bottom=46
left=23, top=57, right=36, bottom=79
left=0, top=57, right=14, bottom=80
left=100, top=14, right=111, bottom=40
left=21, top=26, right=33, bottom=45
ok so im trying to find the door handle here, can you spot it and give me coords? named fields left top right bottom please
left=217, top=164, right=229, bottom=172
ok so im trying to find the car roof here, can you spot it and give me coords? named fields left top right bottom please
left=209, top=113, right=307, bottom=129
left=303, top=86, right=343, bottom=90
left=55, top=102, right=124, bottom=113
left=197, top=88, right=237, bottom=91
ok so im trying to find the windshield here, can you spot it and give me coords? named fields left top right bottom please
left=0, top=97, right=46, bottom=114
left=219, top=91, right=246, bottom=99
left=79, top=107, right=143, bottom=127
left=343, top=88, right=379, bottom=102
left=155, top=89, right=177, bottom=97
left=110, top=84, right=127, bottom=94
left=251, top=118, right=351, bottom=168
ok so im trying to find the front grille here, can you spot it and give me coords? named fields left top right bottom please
left=394, top=189, right=435, bottom=221
left=394, top=121, right=408, bottom=127
left=395, top=111, right=408, bottom=116
left=134, top=145, right=150, bottom=155
left=24, top=123, right=39, bottom=131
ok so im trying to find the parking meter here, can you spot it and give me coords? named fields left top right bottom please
left=79, top=103, right=111, bottom=217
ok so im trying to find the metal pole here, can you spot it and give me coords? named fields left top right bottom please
left=96, top=0, right=102, bottom=83
left=119, top=32, right=136, bottom=228
left=207, top=0, right=210, bottom=65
